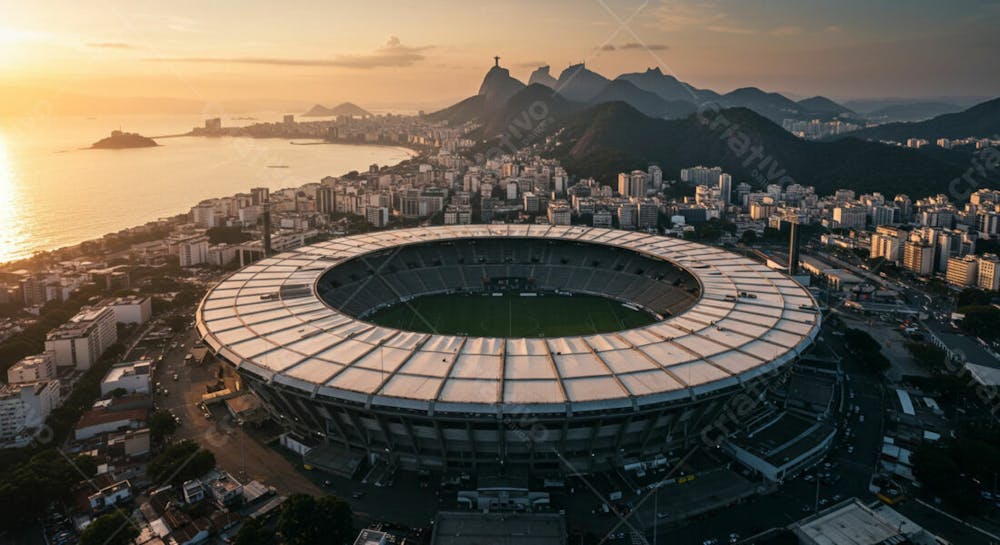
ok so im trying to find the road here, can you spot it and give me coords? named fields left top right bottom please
left=152, top=320, right=323, bottom=498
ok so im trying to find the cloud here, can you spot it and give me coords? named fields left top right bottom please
left=704, top=24, right=755, bottom=35
left=652, top=1, right=755, bottom=34
left=769, top=25, right=803, bottom=37
left=147, top=36, right=430, bottom=69
left=87, top=42, right=138, bottom=49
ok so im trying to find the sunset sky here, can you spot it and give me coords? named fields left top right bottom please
left=1, top=0, right=998, bottom=114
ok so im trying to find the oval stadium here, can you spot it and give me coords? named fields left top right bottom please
left=195, top=225, right=820, bottom=474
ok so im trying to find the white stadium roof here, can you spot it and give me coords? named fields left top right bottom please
left=196, top=225, right=820, bottom=415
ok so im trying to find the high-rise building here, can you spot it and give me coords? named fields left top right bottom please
left=947, top=255, right=979, bottom=287
left=902, top=240, right=935, bottom=276
left=718, top=173, right=732, bottom=205
left=365, top=206, right=390, bottom=228
left=617, top=170, right=647, bottom=198
left=750, top=201, right=775, bottom=220
left=977, top=211, right=1000, bottom=236
left=547, top=202, right=571, bottom=226
left=617, top=202, right=638, bottom=229
left=44, top=306, right=118, bottom=370
left=7, top=353, right=57, bottom=385
left=171, top=233, right=210, bottom=267
left=522, top=192, right=540, bottom=214
left=316, top=186, right=334, bottom=215
left=680, top=166, right=723, bottom=185
left=637, top=200, right=659, bottom=229
left=592, top=209, right=613, bottom=228
left=788, top=222, right=801, bottom=275
left=870, top=226, right=904, bottom=262
left=648, top=165, right=663, bottom=188
left=978, top=254, right=1000, bottom=291
left=0, top=381, right=61, bottom=448
left=871, top=205, right=897, bottom=226
left=832, top=205, right=867, bottom=229
left=250, top=187, right=269, bottom=206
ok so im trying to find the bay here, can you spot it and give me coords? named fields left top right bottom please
left=0, top=114, right=414, bottom=263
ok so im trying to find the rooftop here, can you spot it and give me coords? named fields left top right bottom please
left=103, top=360, right=152, bottom=383
left=196, top=226, right=820, bottom=414
left=431, top=511, right=565, bottom=545
left=791, top=498, right=943, bottom=545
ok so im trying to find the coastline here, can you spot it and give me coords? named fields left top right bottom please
left=0, top=140, right=422, bottom=270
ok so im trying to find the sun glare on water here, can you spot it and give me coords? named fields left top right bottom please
left=0, top=134, right=21, bottom=264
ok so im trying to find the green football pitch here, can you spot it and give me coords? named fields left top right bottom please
left=365, top=292, right=657, bottom=337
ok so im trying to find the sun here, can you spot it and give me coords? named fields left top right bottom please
left=0, top=27, right=46, bottom=68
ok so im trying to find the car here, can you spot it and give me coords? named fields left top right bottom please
left=729, top=533, right=740, bottom=544
left=323, top=480, right=333, bottom=487
left=804, top=474, right=815, bottom=482
left=352, top=491, right=364, bottom=499
left=657, top=511, right=669, bottom=519
left=847, top=446, right=854, bottom=454
left=173, top=373, right=179, bottom=381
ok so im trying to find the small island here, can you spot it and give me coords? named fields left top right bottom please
left=91, top=130, right=158, bottom=149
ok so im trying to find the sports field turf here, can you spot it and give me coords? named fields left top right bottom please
left=365, top=292, right=657, bottom=337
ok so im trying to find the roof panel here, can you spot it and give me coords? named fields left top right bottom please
left=196, top=225, right=820, bottom=412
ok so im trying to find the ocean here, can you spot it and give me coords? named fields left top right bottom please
left=0, top=113, right=414, bottom=263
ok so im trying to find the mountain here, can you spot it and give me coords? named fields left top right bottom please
left=302, top=102, right=372, bottom=117
left=838, top=97, right=1000, bottom=141
left=478, top=64, right=526, bottom=110
left=479, top=84, right=581, bottom=138
left=554, top=63, right=611, bottom=103
left=864, top=102, right=966, bottom=123
left=590, top=80, right=695, bottom=119
left=618, top=67, right=717, bottom=103
left=540, top=102, right=988, bottom=198
left=423, top=94, right=485, bottom=125
left=528, top=66, right=557, bottom=89
left=797, top=96, right=854, bottom=117
left=717, top=87, right=804, bottom=123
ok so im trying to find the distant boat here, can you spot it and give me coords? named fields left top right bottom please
left=267, top=164, right=290, bottom=168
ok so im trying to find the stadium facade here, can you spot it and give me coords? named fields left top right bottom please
left=196, top=225, right=820, bottom=474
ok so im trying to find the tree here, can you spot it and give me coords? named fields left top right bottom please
left=148, top=410, right=178, bottom=443
left=739, top=230, right=758, bottom=246
left=904, top=341, right=947, bottom=370
left=207, top=226, right=252, bottom=245
left=277, top=494, right=353, bottom=545
left=843, top=328, right=891, bottom=372
left=147, top=440, right=215, bottom=485
left=957, top=288, right=992, bottom=308
left=235, top=517, right=276, bottom=545
left=165, top=314, right=190, bottom=333
left=80, top=511, right=139, bottom=545
left=957, top=305, right=1000, bottom=342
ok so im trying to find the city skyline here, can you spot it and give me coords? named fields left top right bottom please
left=1, top=0, right=999, bottom=115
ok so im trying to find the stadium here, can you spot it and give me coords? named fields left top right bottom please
left=196, top=225, right=820, bottom=474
